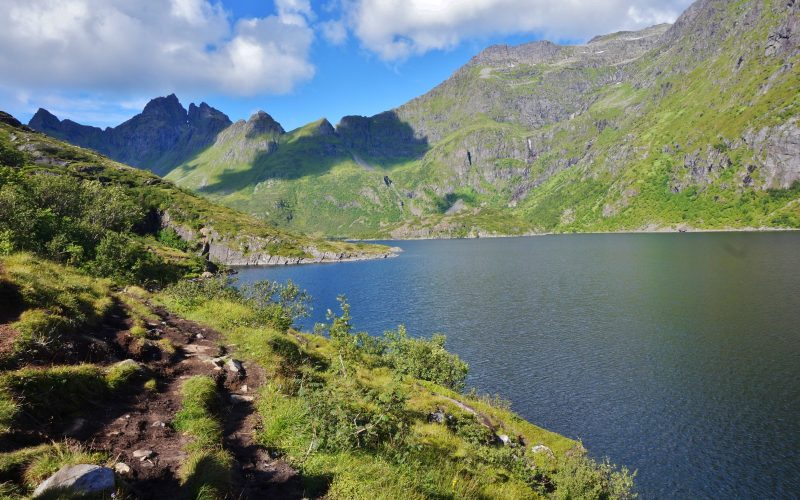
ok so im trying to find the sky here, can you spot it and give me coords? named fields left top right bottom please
left=0, top=0, right=693, bottom=131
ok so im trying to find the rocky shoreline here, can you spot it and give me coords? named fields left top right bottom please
left=160, top=210, right=400, bottom=266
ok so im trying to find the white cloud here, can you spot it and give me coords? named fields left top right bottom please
left=320, top=20, right=349, bottom=45
left=342, top=0, right=693, bottom=61
left=0, top=0, right=315, bottom=96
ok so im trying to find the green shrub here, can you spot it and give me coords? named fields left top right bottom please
left=303, top=381, right=410, bottom=452
left=552, top=454, right=636, bottom=500
left=383, top=326, right=469, bottom=391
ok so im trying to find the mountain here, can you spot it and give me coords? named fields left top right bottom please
left=1, top=111, right=393, bottom=267
left=29, top=94, right=232, bottom=176
left=32, top=0, right=800, bottom=238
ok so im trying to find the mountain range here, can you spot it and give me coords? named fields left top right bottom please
left=28, top=0, right=800, bottom=238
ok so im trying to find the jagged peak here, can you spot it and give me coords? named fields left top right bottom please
left=313, top=118, right=335, bottom=136
left=246, top=111, right=284, bottom=135
left=28, top=108, right=62, bottom=129
left=141, top=94, right=187, bottom=121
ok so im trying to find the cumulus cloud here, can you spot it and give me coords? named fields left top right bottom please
left=0, top=0, right=315, bottom=95
left=342, top=0, right=693, bottom=61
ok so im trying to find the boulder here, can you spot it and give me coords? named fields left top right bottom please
left=497, top=434, right=511, bottom=446
left=33, top=464, right=115, bottom=497
left=200, top=271, right=214, bottom=279
left=226, top=359, right=245, bottom=375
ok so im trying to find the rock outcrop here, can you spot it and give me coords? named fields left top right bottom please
left=28, top=94, right=232, bottom=175
left=33, top=464, right=115, bottom=497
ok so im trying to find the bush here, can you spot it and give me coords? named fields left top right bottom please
left=552, top=454, right=636, bottom=500
left=383, top=326, right=469, bottom=391
left=303, top=381, right=410, bottom=452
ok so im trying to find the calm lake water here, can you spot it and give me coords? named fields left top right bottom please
left=235, top=233, right=800, bottom=498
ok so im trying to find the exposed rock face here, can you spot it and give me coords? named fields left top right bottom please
left=336, top=111, right=428, bottom=161
left=33, top=464, right=115, bottom=497
left=28, top=94, right=231, bottom=175
left=744, top=118, right=800, bottom=189
left=159, top=210, right=399, bottom=266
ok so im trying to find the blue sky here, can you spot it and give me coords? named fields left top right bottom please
left=0, top=0, right=692, bottom=131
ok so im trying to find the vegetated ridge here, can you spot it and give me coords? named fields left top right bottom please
left=31, top=0, right=800, bottom=239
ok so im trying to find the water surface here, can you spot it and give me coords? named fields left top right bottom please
left=235, top=233, right=800, bottom=498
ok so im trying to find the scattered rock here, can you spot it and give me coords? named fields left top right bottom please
left=531, top=444, right=555, bottom=458
left=497, top=434, right=511, bottom=446
left=33, top=464, right=115, bottom=497
left=230, top=394, right=255, bottom=404
left=240, top=384, right=248, bottom=393
left=196, top=333, right=204, bottom=340
left=132, top=449, right=155, bottom=461
left=200, top=271, right=214, bottom=279
left=151, top=420, right=166, bottom=428
left=210, top=357, right=226, bottom=368
left=113, top=462, right=132, bottom=476
left=428, top=409, right=446, bottom=424
left=226, top=359, right=245, bottom=375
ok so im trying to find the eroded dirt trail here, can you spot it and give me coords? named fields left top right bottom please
left=82, top=305, right=304, bottom=499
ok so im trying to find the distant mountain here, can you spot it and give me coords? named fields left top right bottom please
left=31, top=0, right=800, bottom=238
left=29, top=94, right=231, bottom=176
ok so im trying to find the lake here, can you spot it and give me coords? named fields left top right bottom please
left=234, top=232, right=800, bottom=498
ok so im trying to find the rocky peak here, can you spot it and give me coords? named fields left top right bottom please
left=29, top=108, right=61, bottom=130
left=141, top=94, right=187, bottom=124
left=246, top=111, right=284, bottom=136
left=313, top=118, right=336, bottom=136
left=188, top=102, right=232, bottom=130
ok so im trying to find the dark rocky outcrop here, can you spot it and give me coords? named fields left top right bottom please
left=27, top=94, right=232, bottom=175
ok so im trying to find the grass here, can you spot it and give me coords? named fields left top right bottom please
left=173, top=376, right=232, bottom=499
left=155, top=287, right=610, bottom=499
left=0, top=362, right=143, bottom=431
left=0, top=442, right=109, bottom=498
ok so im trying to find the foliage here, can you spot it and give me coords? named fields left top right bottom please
left=302, top=380, right=410, bottom=452
left=383, top=325, right=469, bottom=391
left=552, top=454, right=637, bottom=500
left=164, top=277, right=310, bottom=331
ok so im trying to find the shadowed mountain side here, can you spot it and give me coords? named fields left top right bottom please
left=28, top=95, right=232, bottom=176
left=169, top=111, right=429, bottom=195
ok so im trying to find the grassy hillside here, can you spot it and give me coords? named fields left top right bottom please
left=164, top=0, right=799, bottom=239
left=0, top=112, right=390, bottom=274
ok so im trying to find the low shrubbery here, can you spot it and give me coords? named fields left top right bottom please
left=0, top=166, right=206, bottom=285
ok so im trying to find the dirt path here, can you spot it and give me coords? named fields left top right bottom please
left=82, top=305, right=304, bottom=499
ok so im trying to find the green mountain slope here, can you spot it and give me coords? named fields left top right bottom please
left=169, top=0, right=800, bottom=238
left=28, top=0, right=800, bottom=239
left=0, top=112, right=392, bottom=272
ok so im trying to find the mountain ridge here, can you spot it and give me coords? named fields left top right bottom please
left=26, top=0, right=800, bottom=239
left=29, top=94, right=232, bottom=176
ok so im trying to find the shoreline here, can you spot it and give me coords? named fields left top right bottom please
left=352, top=226, right=800, bottom=242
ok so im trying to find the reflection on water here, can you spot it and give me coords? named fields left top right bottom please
left=236, top=233, right=800, bottom=498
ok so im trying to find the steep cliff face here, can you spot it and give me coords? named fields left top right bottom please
left=28, top=95, right=231, bottom=176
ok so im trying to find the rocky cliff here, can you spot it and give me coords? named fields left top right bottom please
left=28, top=94, right=231, bottom=176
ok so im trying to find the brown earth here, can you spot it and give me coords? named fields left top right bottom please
left=2, top=295, right=307, bottom=498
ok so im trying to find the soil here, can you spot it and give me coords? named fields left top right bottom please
left=4, top=298, right=307, bottom=498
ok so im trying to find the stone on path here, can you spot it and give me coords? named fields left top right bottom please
left=33, top=464, right=115, bottom=497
